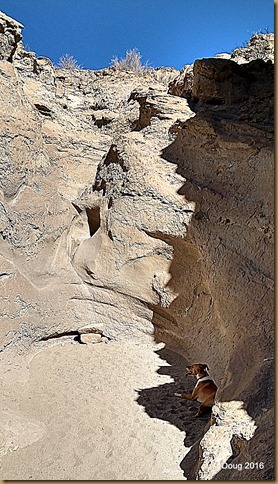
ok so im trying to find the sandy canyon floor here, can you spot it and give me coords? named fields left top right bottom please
left=0, top=339, right=211, bottom=480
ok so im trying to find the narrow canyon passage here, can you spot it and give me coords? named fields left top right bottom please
left=0, top=10, right=274, bottom=479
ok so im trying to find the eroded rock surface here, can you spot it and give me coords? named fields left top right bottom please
left=0, top=11, right=274, bottom=480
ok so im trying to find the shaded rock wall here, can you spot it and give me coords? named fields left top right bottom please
left=162, top=41, right=274, bottom=480
left=161, top=56, right=274, bottom=377
left=0, top=12, right=274, bottom=479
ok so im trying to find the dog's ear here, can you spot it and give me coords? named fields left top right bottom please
left=202, top=364, right=210, bottom=371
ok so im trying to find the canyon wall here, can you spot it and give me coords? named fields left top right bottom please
left=0, top=11, right=274, bottom=479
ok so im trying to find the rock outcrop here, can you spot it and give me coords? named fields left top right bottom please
left=0, top=11, right=274, bottom=480
left=0, top=11, right=23, bottom=61
left=168, top=33, right=274, bottom=100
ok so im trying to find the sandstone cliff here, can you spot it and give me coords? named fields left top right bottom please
left=0, top=11, right=274, bottom=480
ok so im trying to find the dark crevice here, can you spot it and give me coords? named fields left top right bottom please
left=93, top=179, right=107, bottom=195
left=39, top=330, right=80, bottom=341
left=71, top=203, right=101, bottom=237
left=7, top=32, right=22, bottom=62
left=85, top=206, right=101, bottom=237
left=92, top=115, right=113, bottom=128
left=34, top=104, right=52, bottom=116
left=93, top=145, right=128, bottom=195
left=103, top=144, right=128, bottom=172
left=71, top=202, right=82, bottom=214
left=128, top=91, right=160, bottom=131
left=103, top=144, right=118, bottom=165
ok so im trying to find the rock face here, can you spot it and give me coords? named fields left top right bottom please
left=168, top=33, right=274, bottom=100
left=0, top=11, right=274, bottom=480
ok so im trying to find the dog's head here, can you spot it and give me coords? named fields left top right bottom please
left=186, top=363, right=210, bottom=377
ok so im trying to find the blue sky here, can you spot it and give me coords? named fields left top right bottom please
left=0, top=0, right=274, bottom=70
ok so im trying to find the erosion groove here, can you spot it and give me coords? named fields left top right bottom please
left=0, top=12, right=274, bottom=481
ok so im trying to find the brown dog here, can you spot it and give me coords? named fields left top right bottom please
left=174, top=363, right=217, bottom=417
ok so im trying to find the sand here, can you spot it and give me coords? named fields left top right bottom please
left=0, top=338, right=210, bottom=480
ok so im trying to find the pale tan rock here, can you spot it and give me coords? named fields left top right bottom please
left=198, top=401, right=257, bottom=480
left=168, top=64, right=194, bottom=98
left=80, top=333, right=102, bottom=344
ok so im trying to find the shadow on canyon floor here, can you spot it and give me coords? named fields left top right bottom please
left=136, top=347, right=211, bottom=479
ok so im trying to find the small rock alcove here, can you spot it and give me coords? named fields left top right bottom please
left=85, top=206, right=101, bottom=237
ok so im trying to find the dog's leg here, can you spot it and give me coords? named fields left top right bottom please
left=181, top=392, right=194, bottom=400
left=174, top=392, right=195, bottom=400
left=195, top=403, right=212, bottom=418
